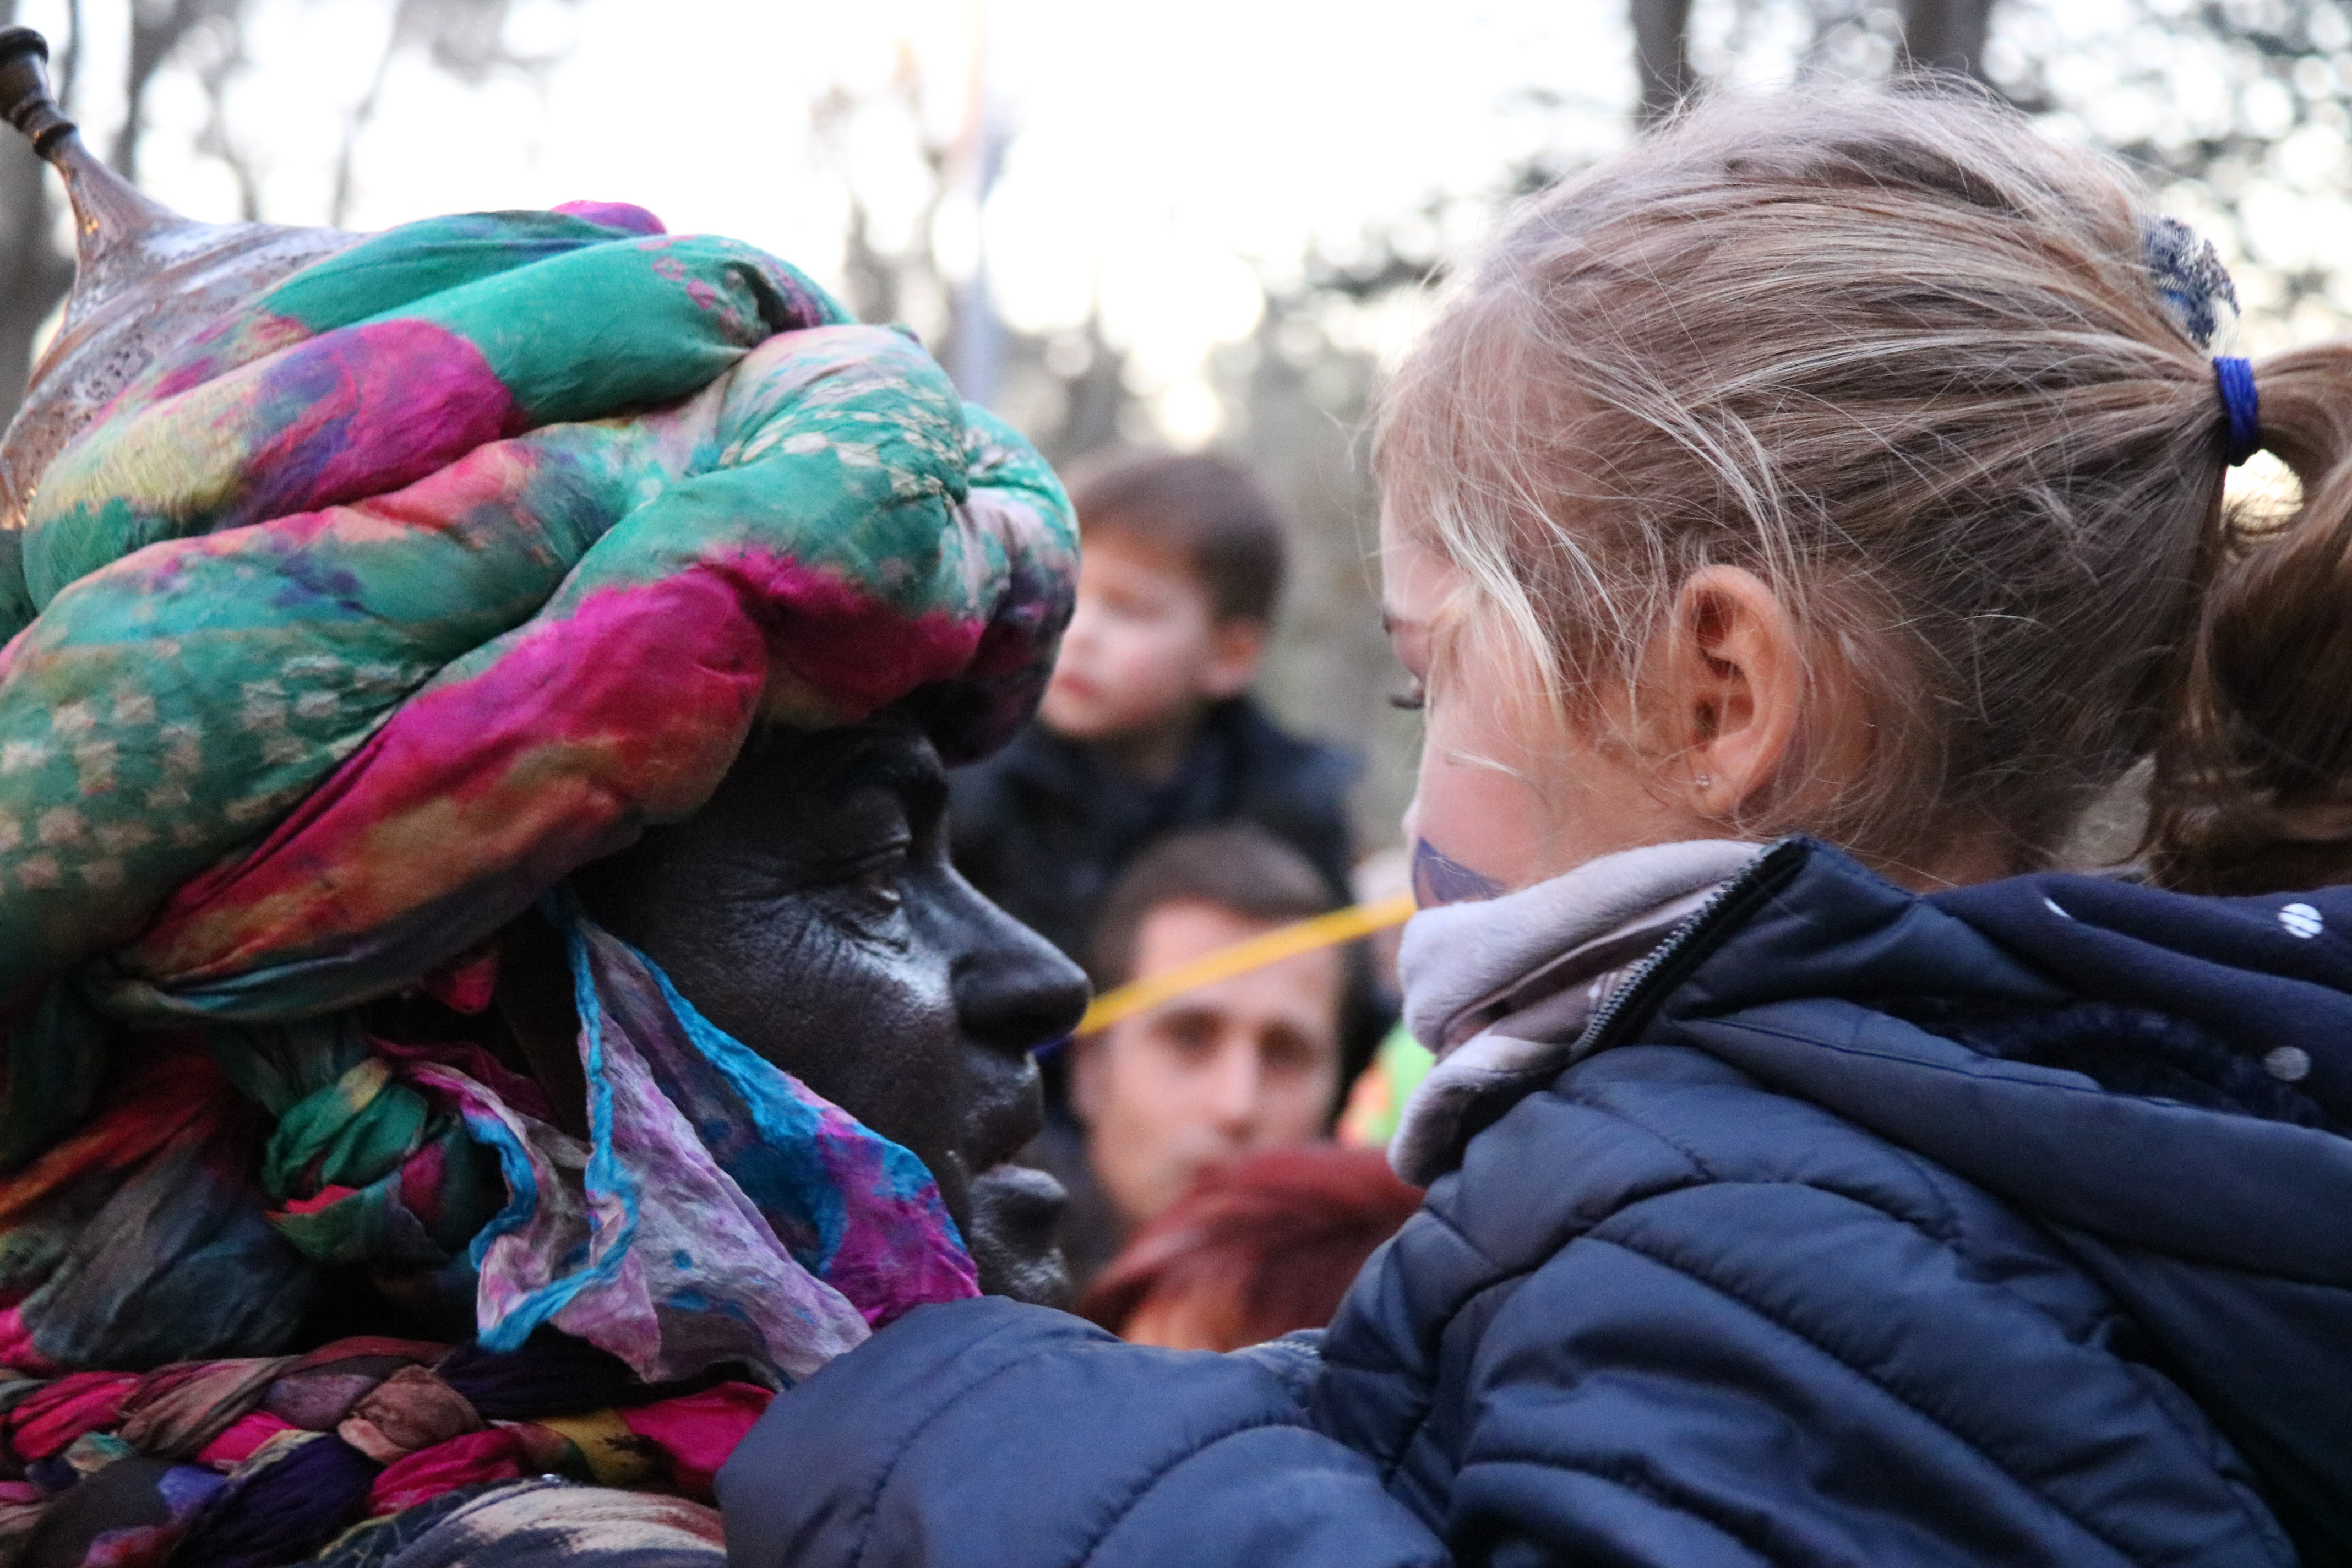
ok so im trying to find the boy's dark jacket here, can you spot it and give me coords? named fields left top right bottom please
left=946, top=695, right=1356, bottom=963
left=718, top=840, right=2352, bottom=1567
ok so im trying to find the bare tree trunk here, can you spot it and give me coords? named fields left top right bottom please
left=835, top=198, right=900, bottom=326
left=1899, top=0, right=1997, bottom=80
left=327, top=37, right=395, bottom=228
left=0, top=0, right=73, bottom=426
left=1048, top=312, right=1124, bottom=462
left=112, top=0, right=171, bottom=178
left=113, top=0, right=236, bottom=181
left=1631, top=0, right=1696, bottom=126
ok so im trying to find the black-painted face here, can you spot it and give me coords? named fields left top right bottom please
left=571, top=718, right=1090, bottom=1306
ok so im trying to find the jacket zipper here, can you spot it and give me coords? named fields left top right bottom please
left=1570, top=837, right=1812, bottom=1064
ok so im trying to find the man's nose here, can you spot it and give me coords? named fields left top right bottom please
left=1205, top=1035, right=1265, bottom=1137
left=948, top=880, right=1091, bottom=1057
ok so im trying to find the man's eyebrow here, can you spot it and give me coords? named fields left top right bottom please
left=799, top=746, right=945, bottom=834
left=829, top=733, right=940, bottom=793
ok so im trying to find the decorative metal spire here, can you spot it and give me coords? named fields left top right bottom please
left=0, top=26, right=359, bottom=531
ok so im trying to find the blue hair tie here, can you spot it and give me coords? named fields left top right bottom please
left=2214, top=355, right=2261, bottom=466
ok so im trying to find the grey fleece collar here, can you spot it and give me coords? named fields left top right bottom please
left=1390, top=840, right=1764, bottom=1185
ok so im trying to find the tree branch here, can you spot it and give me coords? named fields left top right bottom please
left=1631, top=0, right=1697, bottom=126
left=1898, top=0, right=1997, bottom=80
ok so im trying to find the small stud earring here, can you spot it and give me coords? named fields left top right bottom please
left=1694, top=774, right=1713, bottom=790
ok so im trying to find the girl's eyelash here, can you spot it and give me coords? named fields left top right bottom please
left=1389, top=687, right=1426, bottom=712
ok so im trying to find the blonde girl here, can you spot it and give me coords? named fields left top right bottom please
left=719, top=85, right=2352, bottom=1568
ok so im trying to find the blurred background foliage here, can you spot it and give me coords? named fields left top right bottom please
left=3, top=0, right=2349, bottom=846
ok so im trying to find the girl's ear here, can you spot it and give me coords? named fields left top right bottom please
left=1662, top=566, right=1806, bottom=819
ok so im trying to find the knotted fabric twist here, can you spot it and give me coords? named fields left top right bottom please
left=0, top=1332, right=764, bottom=1568
left=0, top=203, right=1076, bottom=1390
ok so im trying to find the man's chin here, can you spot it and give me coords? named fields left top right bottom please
left=965, top=1162, right=1074, bottom=1309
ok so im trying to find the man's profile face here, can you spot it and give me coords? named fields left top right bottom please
left=574, top=720, right=1091, bottom=1306
left=1071, top=897, right=1344, bottom=1232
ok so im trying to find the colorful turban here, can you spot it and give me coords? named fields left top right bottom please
left=0, top=199, right=1077, bottom=1432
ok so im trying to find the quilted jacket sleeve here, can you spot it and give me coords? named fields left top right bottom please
left=1313, top=1039, right=2294, bottom=1568
left=719, top=1037, right=2294, bottom=1568
left=715, top=1295, right=1446, bottom=1568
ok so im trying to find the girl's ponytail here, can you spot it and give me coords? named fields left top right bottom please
left=1379, top=86, right=2352, bottom=884
left=2147, top=345, right=2352, bottom=894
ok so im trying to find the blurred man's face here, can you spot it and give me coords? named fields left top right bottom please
left=1071, top=897, right=1344, bottom=1231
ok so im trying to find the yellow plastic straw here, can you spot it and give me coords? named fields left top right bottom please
left=1075, top=892, right=1418, bottom=1037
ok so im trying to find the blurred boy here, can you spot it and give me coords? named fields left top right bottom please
left=1030, top=825, right=1366, bottom=1290
left=948, top=451, right=1355, bottom=962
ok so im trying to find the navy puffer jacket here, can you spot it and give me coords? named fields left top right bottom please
left=719, top=841, right=2352, bottom=1567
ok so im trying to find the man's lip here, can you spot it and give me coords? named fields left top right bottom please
left=972, top=1123, right=1042, bottom=1176
left=968, top=1070, right=1046, bottom=1175
left=971, top=1161, right=1067, bottom=1218
left=964, top=1162, right=1071, bottom=1306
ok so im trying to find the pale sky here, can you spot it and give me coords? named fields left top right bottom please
left=14, top=0, right=1642, bottom=440
left=17, top=0, right=2352, bottom=449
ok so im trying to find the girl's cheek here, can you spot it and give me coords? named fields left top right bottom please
left=1407, top=713, right=1536, bottom=904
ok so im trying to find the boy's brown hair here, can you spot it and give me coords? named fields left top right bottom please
left=1068, top=451, right=1287, bottom=624
left=1087, top=823, right=1334, bottom=993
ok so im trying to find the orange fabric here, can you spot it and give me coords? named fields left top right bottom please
left=0, top=1047, right=231, bottom=1233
